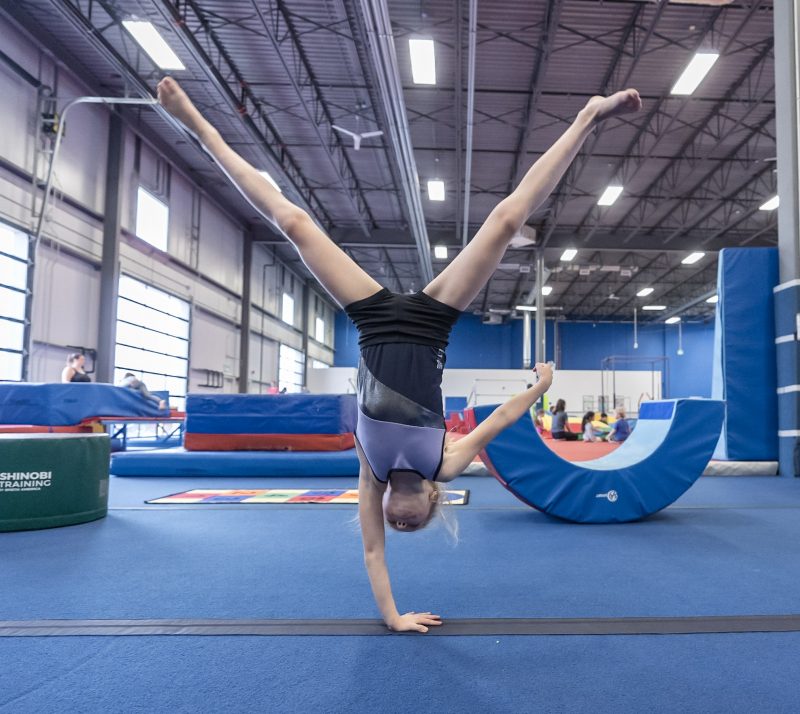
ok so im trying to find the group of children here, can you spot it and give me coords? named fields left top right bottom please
left=535, top=402, right=631, bottom=443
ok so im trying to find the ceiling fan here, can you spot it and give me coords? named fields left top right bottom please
left=332, top=124, right=384, bottom=151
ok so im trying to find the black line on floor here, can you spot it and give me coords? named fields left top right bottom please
left=3, top=615, right=800, bottom=637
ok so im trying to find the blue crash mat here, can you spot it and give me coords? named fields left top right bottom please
left=110, top=447, right=360, bottom=477
left=0, top=383, right=168, bottom=426
left=184, top=393, right=356, bottom=434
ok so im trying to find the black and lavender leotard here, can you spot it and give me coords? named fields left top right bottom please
left=344, top=288, right=461, bottom=483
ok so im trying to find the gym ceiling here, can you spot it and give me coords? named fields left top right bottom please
left=4, top=0, right=776, bottom=322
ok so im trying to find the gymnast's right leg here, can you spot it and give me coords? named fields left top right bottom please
left=157, top=77, right=381, bottom=309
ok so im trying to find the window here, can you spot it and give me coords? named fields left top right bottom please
left=281, top=292, right=294, bottom=326
left=278, top=344, right=304, bottom=393
left=315, top=316, right=325, bottom=343
left=135, top=187, right=169, bottom=251
left=115, top=275, right=190, bottom=410
left=0, top=223, right=29, bottom=381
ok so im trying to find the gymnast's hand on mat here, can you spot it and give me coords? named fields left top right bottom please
left=585, top=89, right=642, bottom=123
left=388, top=611, right=442, bottom=633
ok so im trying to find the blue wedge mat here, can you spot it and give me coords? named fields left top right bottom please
left=473, top=399, right=724, bottom=523
left=184, top=394, right=356, bottom=434
left=0, top=383, right=168, bottom=426
left=110, top=447, right=360, bottom=477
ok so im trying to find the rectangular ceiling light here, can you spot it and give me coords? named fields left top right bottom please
left=541, top=286, right=553, bottom=296
left=681, top=252, right=706, bottom=265
left=642, top=305, right=667, bottom=311
left=671, top=52, right=719, bottom=96
left=258, top=170, right=282, bottom=193
left=434, top=245, right=448, bottom=260
left=759, top=195, right=779, bottom=211
left=706, top=294, right=719, bottom=304
left=636, top=287, right=654, bottom=297
left=597, top=185, right=623, bottom=206
left=409, top=39, right=436, bottom=85
left=122, top=20, right=185, bottom=71
left=515, top=305, right=537, bottom=312
left=665, top=316, right=681, bottom=324
left=560, top=248, right=577, bottom=262
left=427, top=180, right=445, bottom=201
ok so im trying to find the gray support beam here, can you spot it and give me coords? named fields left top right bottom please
left=535, top=250, right=546, bottom=363
left=301, top=282, right=310, bottom=388
left=775, top=1, right=800, bottom=283
left=461, top=0, right=477, bottom=247
left=359, top=0, right=434, bottom=284
left=522, top=310, right=532, bottom=369
left=773, top=0, right=800, bottom=477
left=95, top=113, right=124, bottom=384
left=239, top=231, right=253, bottom=394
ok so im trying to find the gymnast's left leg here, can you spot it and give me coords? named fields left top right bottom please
left=423, top=90, right=642, bottom=311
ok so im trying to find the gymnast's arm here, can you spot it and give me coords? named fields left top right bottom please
left=358, top=463, right=401, bottom=627
left=437, top=363, right=553, bottom=482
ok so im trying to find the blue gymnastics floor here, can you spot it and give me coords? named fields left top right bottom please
left=2, top=474, right=800, bottom=712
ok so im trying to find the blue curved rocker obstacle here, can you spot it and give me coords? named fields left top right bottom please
left=471, top=398, right=725, bottom=523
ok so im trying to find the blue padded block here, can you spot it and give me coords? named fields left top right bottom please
left=0, top=383, right=168, bottom=426
left=711, top=248, right=778, bottom=460
left=638, top=401, right=674, bottom=419
left=110, top=447, right=360, bottom=477
left=473, top=399, right=724, bottom=523
left=184, top=394, right=356, bottom=434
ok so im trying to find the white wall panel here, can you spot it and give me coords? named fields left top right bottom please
left=51, top=74, right=108, bottom=214
left=0, top=56, right=36, bottom=172
left=30, top=244, right=99, bottom=380
left=189, top=308, right=239, bottom=393
left=167, top=170, right=195, bottom=266
left=248, top=332, right=279, bottom=392
left=198, top=197, right=243, bottom=292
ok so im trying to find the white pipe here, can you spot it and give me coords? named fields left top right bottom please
left=461, top=0, right=477, bottom=247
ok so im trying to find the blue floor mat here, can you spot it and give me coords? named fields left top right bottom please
left=3, top=489, right=800, bottom=620
left=1, top=633, right=799, bottom=714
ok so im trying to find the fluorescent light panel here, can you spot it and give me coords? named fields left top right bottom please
left=597, top=185, right=623, bottom=206
left=541, top=286, right=552, bottom=296
left=706, top=294, right=719, bottom=304
left=665, top=317, right=681, bottom=324
left=759, top=195, right=779, bottom=211
left=258, top=170, right=282, bottom=193
left=515, top=305, right=537, bottom=312
left=434, top=245, right=448, bottom=259
left=409, top=39, right=436, bottom=85
left=642, top=305, right=667, bottom=311
left=636, top=287, right=654, bottom=297
left=560, top=249, right=577, bottom=262
left=122, top=20, right=185, bottom=71
left=681, top=252, right=705, bottom=265
left=671, top=52, right=719, bottom=95
left=428, top=180, right=445, bottom=201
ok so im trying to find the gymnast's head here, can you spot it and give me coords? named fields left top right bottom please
left=382, top=471, right=441, bottom=532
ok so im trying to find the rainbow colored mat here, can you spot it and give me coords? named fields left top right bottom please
left=147, top=488, right=470, bottom=505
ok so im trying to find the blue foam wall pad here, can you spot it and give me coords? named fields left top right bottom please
left=473, top=399, right=724, bottom=523
left=110, top=447, right=360, bottom=477
left=184, top=394, right=356, bottom=434
left=0, top=383, right=168, bottom=426
left=711, top=248, right=778, bottom=460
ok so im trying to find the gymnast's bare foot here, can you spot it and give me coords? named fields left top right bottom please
left=157, top=77, right=203, bottom=130
left=584, top=89, right=642, bottom=123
